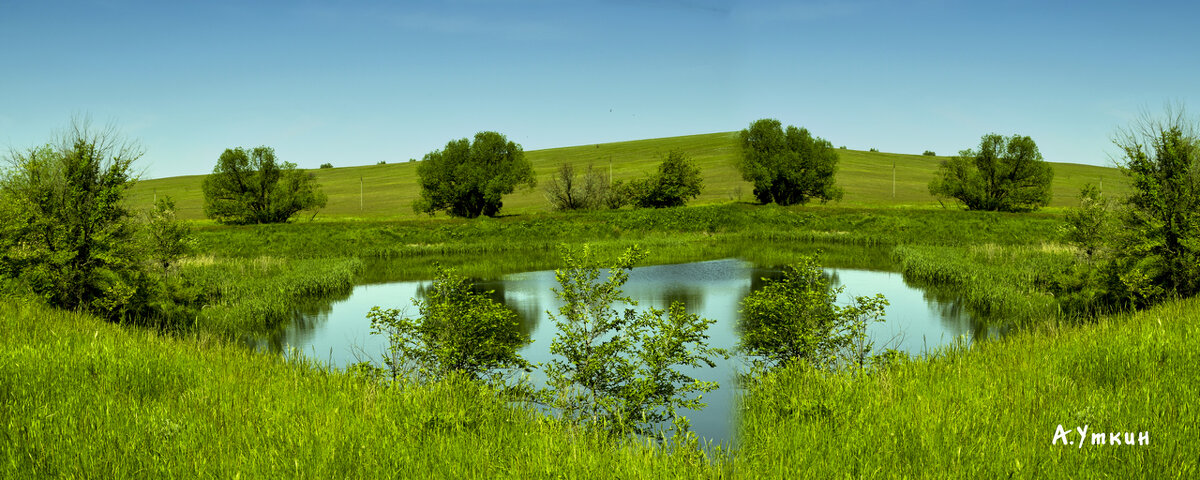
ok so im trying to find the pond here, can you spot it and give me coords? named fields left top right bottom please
left=259, top=258, right=996, bottom=446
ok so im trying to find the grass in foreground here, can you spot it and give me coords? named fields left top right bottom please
left=2, top=291, right=1196, bottom=477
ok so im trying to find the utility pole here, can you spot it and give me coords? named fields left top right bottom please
left=892, top=160, right=896, bottom=200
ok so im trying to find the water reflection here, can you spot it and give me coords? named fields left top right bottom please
left=257, top=258, right=999, bottom=446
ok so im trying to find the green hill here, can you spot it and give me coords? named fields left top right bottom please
left=127, top=132, right=1130, bottom=220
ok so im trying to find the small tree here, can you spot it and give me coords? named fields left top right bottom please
left=319, top=162, right=333, bottom=169
left=414, top=131, right=536, bottom=218
left=365, top=266, right=529, bottom=383
left=542, top=245, right=726, bottom=437
left=0, top=120, right=152, bottom=318
left=1106, top=108, right=1200, bottom=306
left=544, top=163, right=587, bottom=211
left=737, top=119, right=842, bottom=206
left=922, top=150, right=937, bottom=156
left=202, top=146, right=327, bottom=224
left=739, top=256, right=888, bottom=370
left=630, top=150, right=703, bottom=208
left=142, top=196, right=194, bottom=272
left=1062, top=184, right=1113, bottom=263
left=928, top=134, right=1053, bottom=212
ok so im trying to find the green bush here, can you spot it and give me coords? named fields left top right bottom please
left=0, top=123, right=155, bottom=319
left=319, top=162, right=334, bottom=169
left=541, top=245, right=726, bottom=437
left=629, top=150, right=704, bottom=209
left=739, top=255, right=888, bottom=370
left=366, top=266, right=529, bottom=383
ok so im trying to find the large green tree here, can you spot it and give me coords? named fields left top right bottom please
left=414, top=131, right=536, bottom=218
left=202, top=146, right=327, bottom=224
left=737, top=119, right=842, bottom=205
left=1105, top=110, right=1200, bottom=306
left=928, top=134, right=1053, bottom=212
left=0, top=122, right=152, bottom=318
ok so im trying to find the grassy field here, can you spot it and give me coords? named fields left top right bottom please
left=7, top=131, right=1192, bottom=477
left=125, top=132, right=1132, bottom=220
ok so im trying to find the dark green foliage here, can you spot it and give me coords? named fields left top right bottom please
left=142, top=197, right=194, bottom=272
left=923, top=150, right=937, bottom=156
left=319, top=162, right=333, bottom=169
left=542, top=245, right=726, bottom=436
left=202, top=146, right=327, bottom=224
left=414, top=131, right=536, bottom=218
left=739, top=255, right=888, bottom=370
left=366, top=266, right=529, bottom=382
left=376, top=160, right=386, bottom=165
left=1105, top=112, right=1200, bottom=306
left=0, top=125, right=152, bottom=319
left=630, top=150, right=703, bottom=208
left=737, top=119, right=843, bottom=206
left=869, top=148, right=879, bottom=153
left=928, top=134, right=1053, bottom=212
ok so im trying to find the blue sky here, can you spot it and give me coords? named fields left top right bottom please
left=2, top=0, right=1197, bottom=179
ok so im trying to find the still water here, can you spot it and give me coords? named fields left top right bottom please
left=262, top=259, right=994, bottom=445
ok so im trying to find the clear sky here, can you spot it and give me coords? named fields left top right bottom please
left=2, top=0, right=1197, bottom=179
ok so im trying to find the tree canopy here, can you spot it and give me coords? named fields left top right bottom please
left=414, top=131, right=536, bottom=218
left=737, top=119, right=842, bottom=206
left=928, top=134, right=1053, bottom=212
left=202, top=146, right=327, bottom=225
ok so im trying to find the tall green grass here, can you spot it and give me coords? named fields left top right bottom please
left=4, top=284, right=1195, bottom=476
left=737, top=295, right=1200, bottom=478
left=0, top=300, right=727, bottom=478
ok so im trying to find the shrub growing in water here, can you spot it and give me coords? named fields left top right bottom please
left=739, top=255, right=889, bottom=370
left=365, top=266, right=530, bottom=383
left=541, top=245, right=726, bottom=437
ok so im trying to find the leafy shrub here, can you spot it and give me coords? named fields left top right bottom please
left=541, top=245, right=726, bottom=437
left=319, top=163, right=333, bottom=169
left=0, top=122, right=155, bottom=319
left=739, top=255, right=888, bottom=370
left=629, top=150, right=703, bottom=209
left=922, top=150, right=936, bottom=156
left=366, top=266, right=529, bottom=383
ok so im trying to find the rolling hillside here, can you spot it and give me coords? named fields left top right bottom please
left=126, top=132, right=1130, bottom=220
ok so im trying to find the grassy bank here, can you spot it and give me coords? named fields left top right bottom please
left=3, top=289, right=1195, bottom=477
left=738, top=295, right=1200, bottom=477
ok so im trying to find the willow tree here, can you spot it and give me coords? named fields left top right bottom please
left=202, top=146, right=327, bottom=224
left=928, top=134, right=1053, bottom=212
left=413, top=131, right=536, bottom=218
left=737, top=118, right=842, bottom=206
